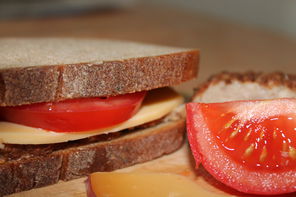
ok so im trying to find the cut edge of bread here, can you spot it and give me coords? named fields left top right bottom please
left=0, top=38, right=196, bottom=68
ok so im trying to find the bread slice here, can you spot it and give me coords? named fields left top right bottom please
left=193, top=71, right=296, bottom=102
left=0, top=108, right=185, bottom=196
left=0, top=38, right=199, bottom=106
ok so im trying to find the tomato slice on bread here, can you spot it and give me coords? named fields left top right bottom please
left=186, top=99, right=296, bottom=195
left=0, top=91, right=146, bottom=132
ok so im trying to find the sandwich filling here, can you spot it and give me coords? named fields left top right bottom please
left=0, top=88, right=183, bottom=144
left=0, top=91, right=147, bottom=132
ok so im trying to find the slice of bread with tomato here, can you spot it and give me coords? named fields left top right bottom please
left=0, top=38, right=199, bottom=196
left=187, top=71, right=296, bottom=195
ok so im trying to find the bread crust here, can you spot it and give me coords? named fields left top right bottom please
left=0, top=119, right=185, bottom=196
left=193, top=71, right=296, bottom=99
left=0, top=50, right=199, bottom=106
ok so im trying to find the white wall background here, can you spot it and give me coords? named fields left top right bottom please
left=146, top=0, right=296, bottom=38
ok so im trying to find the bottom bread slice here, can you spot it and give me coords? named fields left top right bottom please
left=0, top=117, right=185, bottom=196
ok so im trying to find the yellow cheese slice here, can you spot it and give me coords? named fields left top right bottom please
left=0, top=88, right=183, bottom=144
left=88, top=172, right=223, bottom=197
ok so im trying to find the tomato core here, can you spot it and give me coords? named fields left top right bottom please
left=200, top=103, right=296, bottom=171
left=0, top=91, right=146, bottom=132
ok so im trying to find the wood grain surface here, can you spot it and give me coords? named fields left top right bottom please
left=1, top=4, right=296, bottom=197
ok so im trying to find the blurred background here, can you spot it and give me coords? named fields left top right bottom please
left=0, top=0, right=295, bottom=95
left=1, top=0, right=296, bottom=38
left=152, top=0, right=296, bottom=39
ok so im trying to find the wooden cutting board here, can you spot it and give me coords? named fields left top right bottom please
left=9, top=143, right=296, bottom=197
left=2, top=4, right=296, bottom=197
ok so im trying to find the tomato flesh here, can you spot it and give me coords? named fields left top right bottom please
left=203, top=103, right=296, bottom=171
left=186, top=99, right=296, bottom=195
left=0, top=92, right=146, bottom=132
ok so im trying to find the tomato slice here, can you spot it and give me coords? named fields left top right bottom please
left=186, top=99, right=296, bottom=195
left=0, top=92, right=146, bottom=132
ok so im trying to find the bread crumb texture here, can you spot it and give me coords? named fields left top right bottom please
left=194, top=71, right=296, bottom=103
left=0, top=38, right=190, bottom=68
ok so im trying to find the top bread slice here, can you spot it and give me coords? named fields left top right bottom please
left=0, top=38, right=199, bottom=106
left=193, top=71, right=296, bottom=102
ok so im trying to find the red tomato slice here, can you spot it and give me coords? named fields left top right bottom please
left=0, top=92, right=146, bottom=132
left=186, top=99, right=296, bottom=195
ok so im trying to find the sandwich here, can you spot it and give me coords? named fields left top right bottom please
left=0, top=38, right=199, bottom=196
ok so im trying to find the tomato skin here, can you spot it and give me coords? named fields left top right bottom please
left=186, top=100, right=296, bottom=195
left=0, top=92, right=146, bottom=132
left=186, top=105, right=202, bottom=168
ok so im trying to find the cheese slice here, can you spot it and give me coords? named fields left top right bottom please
left=0, top=88, right=183, bottom=144
left=88, top=172, right=223, bottom=197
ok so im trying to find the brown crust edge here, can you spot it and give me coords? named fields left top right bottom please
left=0, top=119, right=185, bottom=196
left=193, top=71, right=296, bottom=99
left=0, top=50, right=199, bottom=106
